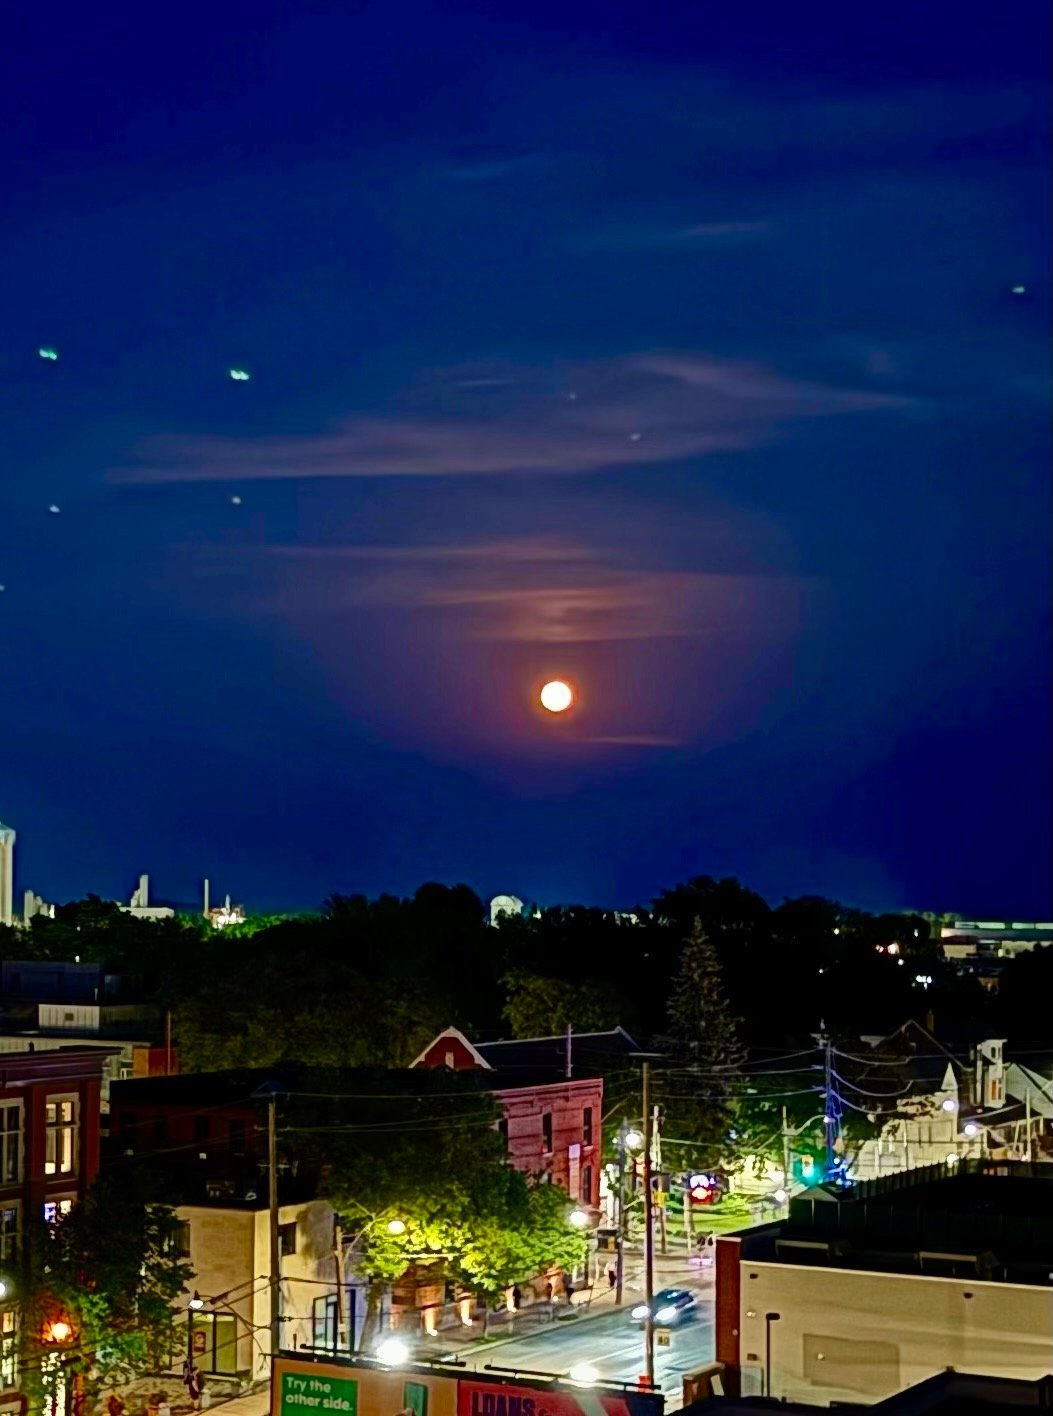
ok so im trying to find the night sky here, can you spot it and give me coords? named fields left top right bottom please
left=2, top=1, right=1049, bottom=915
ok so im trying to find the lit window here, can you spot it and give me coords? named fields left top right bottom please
left=44, top=1097, right=78, bottom=1177
left=0, top=1104, right=22, bottom=1185
left=0, top=1308, right=17, bottom=1390
left=0, top=1206, right=19, bottom=1264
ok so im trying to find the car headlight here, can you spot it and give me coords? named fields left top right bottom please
left=656, top=1306, right=678, bottom=1323
left=631, top=1305, right=649, bottom=1319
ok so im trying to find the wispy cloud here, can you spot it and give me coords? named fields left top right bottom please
left=217, top=531, right=809, bottom=647
left=116, top=352, right=910, bottom=486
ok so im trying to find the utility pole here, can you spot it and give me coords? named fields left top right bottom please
left=615, top=1121, right=627, bottom=1305
left=821, top=1028, right=836, bottom=1179
left=268, top=1089, right=280, bottom=1357
left=782, top=1105, right=791, bottom=1191
left=642, top=1060, right=655, bottom=1388
left=252, top=1081, right=286, bottom=1359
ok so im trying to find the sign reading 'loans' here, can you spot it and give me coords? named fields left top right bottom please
left=281, top=1373, right=358, bottom=1416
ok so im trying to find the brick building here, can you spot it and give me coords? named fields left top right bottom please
left=412, top=1026, right=642, bottom=1209
left=0, top=1045, right=115, bottom=1389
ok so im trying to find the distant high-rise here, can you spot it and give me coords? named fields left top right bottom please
left=0, top=821, right=15, bottom=927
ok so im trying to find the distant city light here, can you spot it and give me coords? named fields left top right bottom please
left=941, top=1098, right=958, bottom=1113
left=1012, top=285, right=1026, bottom=294
left=229, top=368, right=251, bottom=381
left=916, top=974, right=933, bottom=987
left=38, top=347, right=59, bottom=360
left=773, top=1188, right=788, bottom=1205
left=887, top=942, right=901, bottom=956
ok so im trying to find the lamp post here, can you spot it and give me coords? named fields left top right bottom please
left=185, top=1292, right=204, bottom=1394
left=614, top=1123, right=643, bottom=1305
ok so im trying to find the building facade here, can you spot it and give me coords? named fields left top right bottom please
left=0, top=1045, right=113, bottom=1390
left=715, top=1160, right=1053, bottom=1405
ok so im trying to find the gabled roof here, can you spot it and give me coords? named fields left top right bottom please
left=409, top=1026, right=492, bottom=1070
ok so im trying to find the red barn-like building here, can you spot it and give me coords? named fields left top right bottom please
left=413, top=1027, right=641, bottom=1210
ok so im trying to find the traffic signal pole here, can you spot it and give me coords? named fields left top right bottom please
left=642, top=1060, right=655, bottom=1387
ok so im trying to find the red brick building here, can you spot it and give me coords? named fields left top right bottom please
left=412, top=1027, right=642, bottom=1210
left=0, top=1045, right=115, bottom=1389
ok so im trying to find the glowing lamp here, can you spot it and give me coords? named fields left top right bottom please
left=386, top=1218, right=407, bottom=1236
left=375, top=1337, right=410, bottom=1366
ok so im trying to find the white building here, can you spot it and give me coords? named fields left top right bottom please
left=0, top=821, right=14, bottom=928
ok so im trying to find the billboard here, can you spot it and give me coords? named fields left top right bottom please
left=459, top=1379, right=662, bottom=1416
left=272, top=1360, right=662, bottom=1416
left=273, top=1358, right=458, bottom=1416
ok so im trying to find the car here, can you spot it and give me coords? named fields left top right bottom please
left=629, top=1287, right=698, bottom=1327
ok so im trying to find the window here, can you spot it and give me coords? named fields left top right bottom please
left=43, top=1199, right=73, bottom=1225
left=582, top=1107, right=593, bottom=1146
left=0, top=1206, right=19, bottom=1264
left=581, top=1166, right=592, bottom=1204
left=542, top=1113, right=553, bottom=1152
left=229, top=1119, right=247, bottom=1155
left=279, top=1222, right=298, bottom=1256
left=0, top=1308, right=17, bottom=1390
left=45, top=1097, right=78, bottom=1176
left=312, top=1295, right=338, bottom=1352
left=168, top=1220, right=191, bottom=1258
left=0, top=1104, right=22, bottom=1185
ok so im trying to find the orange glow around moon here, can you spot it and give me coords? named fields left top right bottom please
left=540, top=680, right=573, bottom=713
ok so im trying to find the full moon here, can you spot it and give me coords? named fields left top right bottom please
left=540, top=680, right=573, bottom=713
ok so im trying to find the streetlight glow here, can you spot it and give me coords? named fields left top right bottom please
left=568, top=1208, right=589, bottom=1228
left=386, top=1218, right=407, bottom=1236
left=624, top=1128, right=644, bottom=1150
left=568, top=1363, right=599, bottom=1386
left=375, top=1337, right=410, bottom=1366
left=188, top=1291, right=205, bottom=1311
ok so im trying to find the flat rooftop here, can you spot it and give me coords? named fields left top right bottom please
left=734, top=1160, right=1053, bottom=1286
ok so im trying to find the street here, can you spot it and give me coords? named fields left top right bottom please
left=453, top=1286, right=715, bottom=1410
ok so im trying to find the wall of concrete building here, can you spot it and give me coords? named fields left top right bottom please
left=736, top=1260, right=1052, bottom=1405
left=177, top=1205, right=258, bottom=1376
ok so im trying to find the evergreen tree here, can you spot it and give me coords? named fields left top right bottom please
left=659, top=921, right=745, bottom=1169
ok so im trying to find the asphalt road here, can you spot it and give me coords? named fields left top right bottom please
left=455, top=1291, right=715, bottom=1409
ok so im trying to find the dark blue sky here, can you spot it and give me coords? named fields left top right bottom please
left=1, top=0, right=1049, bottom=915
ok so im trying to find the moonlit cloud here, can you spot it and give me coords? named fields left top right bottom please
left=115, top=352, right=911, bottom=485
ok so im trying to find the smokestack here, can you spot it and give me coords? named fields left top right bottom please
left=203, top=878, right=210, bottom=918
left=139, top=873, right=149, bottom=909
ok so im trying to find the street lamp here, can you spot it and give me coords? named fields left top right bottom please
left=42, top=1320, right=72, bottom=1344
left=568, top=1208, right=589, bottom=1229
left=186, top=1292, right=204, bottom=1376
left=386, top=1218, right=407, bottom=1236
left=375, top=1337, right=410, bottom=1367
left=624, top=1129, right=644, bottom=1151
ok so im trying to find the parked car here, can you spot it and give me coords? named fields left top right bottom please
left=629, top=1287, right=698, bottom=1327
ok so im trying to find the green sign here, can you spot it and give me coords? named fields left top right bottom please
left=280, top=1372, right=358, bottom=1416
